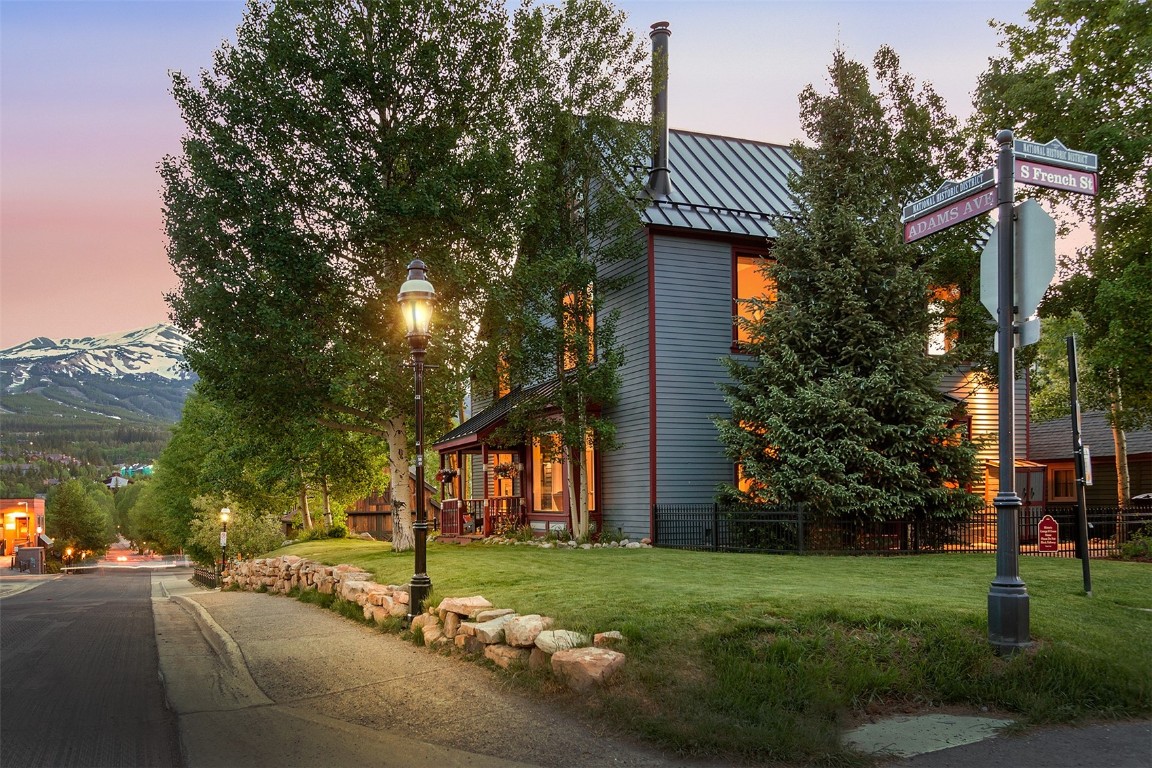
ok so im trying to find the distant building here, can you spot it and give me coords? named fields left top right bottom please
left=2, top=497, right=46, bottom=555
left=1029, top=412, right=1152, bottom=506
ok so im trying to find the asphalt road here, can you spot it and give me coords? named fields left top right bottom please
left=0, top=571, right=184, bottom=768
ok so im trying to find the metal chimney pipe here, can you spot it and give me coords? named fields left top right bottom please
left=648, top=21, right=672, bottom=198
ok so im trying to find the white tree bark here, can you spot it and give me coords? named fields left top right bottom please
left=386, top=415, right=415, bottom=552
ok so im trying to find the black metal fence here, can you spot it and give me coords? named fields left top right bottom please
left=192, top=566, right=220, bottom=588
left=653, top=503, right=1152, bottom=558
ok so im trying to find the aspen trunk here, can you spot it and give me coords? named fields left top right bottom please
left=564, top=444, right=590, bottom=541
left=321, top=475, right=332, bottom=527
left=386, top=415, right=415, bottom=552
left=298, top=466, right=313, bottom=529
left=1108, top=386, right=1131, bottom=508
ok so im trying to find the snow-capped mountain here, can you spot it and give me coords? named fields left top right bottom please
left=1, top=324, right=196, bottom=423
left=1, top=324, right=192, bottom=383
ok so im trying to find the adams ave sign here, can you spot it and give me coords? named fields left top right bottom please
left=901, top=168, right=996, bottom=243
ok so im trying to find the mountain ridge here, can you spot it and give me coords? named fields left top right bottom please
left=1, top=323, right=196, bottom=424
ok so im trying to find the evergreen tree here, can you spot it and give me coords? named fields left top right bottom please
left=716, top=50, right=978, bottom=521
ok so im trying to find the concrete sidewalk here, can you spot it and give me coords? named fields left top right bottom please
left=149, top=570, right=1151, bottom=768
left=150, top=569, right=691, bottom=768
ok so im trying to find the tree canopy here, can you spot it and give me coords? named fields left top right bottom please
left=163, top=0, right=650, bottom=548
left=973, top=0, right=1152, bottom=503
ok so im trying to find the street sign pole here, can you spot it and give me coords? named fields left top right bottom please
left=988, top=129, right=1031, bottom=654
left=1067, top=335, right=1093, bottom=596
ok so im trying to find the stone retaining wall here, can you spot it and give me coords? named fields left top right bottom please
left=223, top=556, right=626, bottom=692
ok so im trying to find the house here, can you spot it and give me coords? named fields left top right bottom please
left=1028, top=411, right=1152, bottom=506
left=433, top=22, right=1026, bottom=541
left=1, top=497, right=45, bottom=557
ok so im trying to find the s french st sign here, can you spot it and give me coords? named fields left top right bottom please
left=1013, top=138, right=1098, bottom=196
left=1015, top=158, right=1097, bottom=196
left=901, top=168, right=996, bottom=243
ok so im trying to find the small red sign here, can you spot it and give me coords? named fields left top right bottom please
left=1037, top=514, right=1059, bottom=553
left=903, top=187, right=997, bottom=243
left=1015, top=158, right=1098, bottom=196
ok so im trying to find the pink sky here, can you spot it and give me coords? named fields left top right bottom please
left=0, top=0, right=1032, bottom=348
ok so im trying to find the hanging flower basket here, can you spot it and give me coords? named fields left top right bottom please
left=435, top=468, right=458, bottom=484
left=493, top=461, right=520, bottom=479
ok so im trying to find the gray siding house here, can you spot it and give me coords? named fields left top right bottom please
left=432, top=22, right=1026, bottom=541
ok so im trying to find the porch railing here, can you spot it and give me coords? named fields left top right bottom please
left=439, top=497, right=527, bottom=537
left=653, top=503, right=1152, bottom=557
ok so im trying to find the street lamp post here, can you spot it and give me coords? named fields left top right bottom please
left=398, top=259, right=435, bottom=624
left=219, top=507, right=230, bottom=586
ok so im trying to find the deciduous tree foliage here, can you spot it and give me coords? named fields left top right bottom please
left=973, top=0, right=1152, bottom=504
left=716, top=49, right=978, bottom=521
left=46, top=479, right=114, bottom=556
left=163, top=0, right=648, bottom=548
left=485, top=1, right=648, bottom=540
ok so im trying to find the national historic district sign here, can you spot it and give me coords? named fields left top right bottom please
left=901, top=168, right=996, bottom=243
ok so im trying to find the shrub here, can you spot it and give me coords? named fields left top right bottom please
left=1120, top=524, right=1152, bottom=560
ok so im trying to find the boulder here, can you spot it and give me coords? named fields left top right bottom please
left=534, top=629, right=589, bottom=654
left=443, top=612, right=461, bottom=639
left=594, top=631, right=625, bottom=647
left=455, top=634, right=487, bottom=655
left=474, top=608, right=516, bottom=623
left=529, top=647, right=551, bottom=672
left=551, top=647, right=626, bottom=692
left=460, top=614, right=517, bottom=644
left=504, top=615, right=554, bottom=648
left=422, top=620, right=443, bottom=646
left=484, top=644, right=530, bottom=670
left=437, top=596, right=493, bottom=619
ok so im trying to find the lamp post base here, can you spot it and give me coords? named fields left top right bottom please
left=406, top=574, right=432, bottom=626
left=988, top=583, right=1031, bottom=655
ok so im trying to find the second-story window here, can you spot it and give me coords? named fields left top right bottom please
left=562, top=289, right=595, bottom=371
left=734, top=251, right=777, bottom=345
left=928, top=285, right=960, bottom=356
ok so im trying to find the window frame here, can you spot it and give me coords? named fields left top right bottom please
left=732, top=248, right=777, bottom=348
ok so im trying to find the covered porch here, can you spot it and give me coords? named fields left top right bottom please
left=432, top=383, right=602, bottom=541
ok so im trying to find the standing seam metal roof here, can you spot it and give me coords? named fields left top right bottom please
left=642, top=130, right=800, bottom=239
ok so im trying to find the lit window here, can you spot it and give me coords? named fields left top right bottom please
left=496, top=356, right=510, bottom=399
left=734, top=253, right=777, bottom=344
left=928, top=285, right=960, bottom=356
left=533, top=437, right=564, bottom=513
left=531, top=432, right=596, bottom=513
left=562, top=291, right=595, bottom=371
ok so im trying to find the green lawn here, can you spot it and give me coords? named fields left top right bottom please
left=269, top=539, right=1152, bottom=763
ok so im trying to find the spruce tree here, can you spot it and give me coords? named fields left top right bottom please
left=717, top=50, right=978, bottom=521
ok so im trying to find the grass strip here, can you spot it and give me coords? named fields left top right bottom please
left=269, top=540, right=1151, bottom=763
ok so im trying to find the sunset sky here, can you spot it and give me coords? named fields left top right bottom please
left=0, top=0, right=1033, bottom=348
